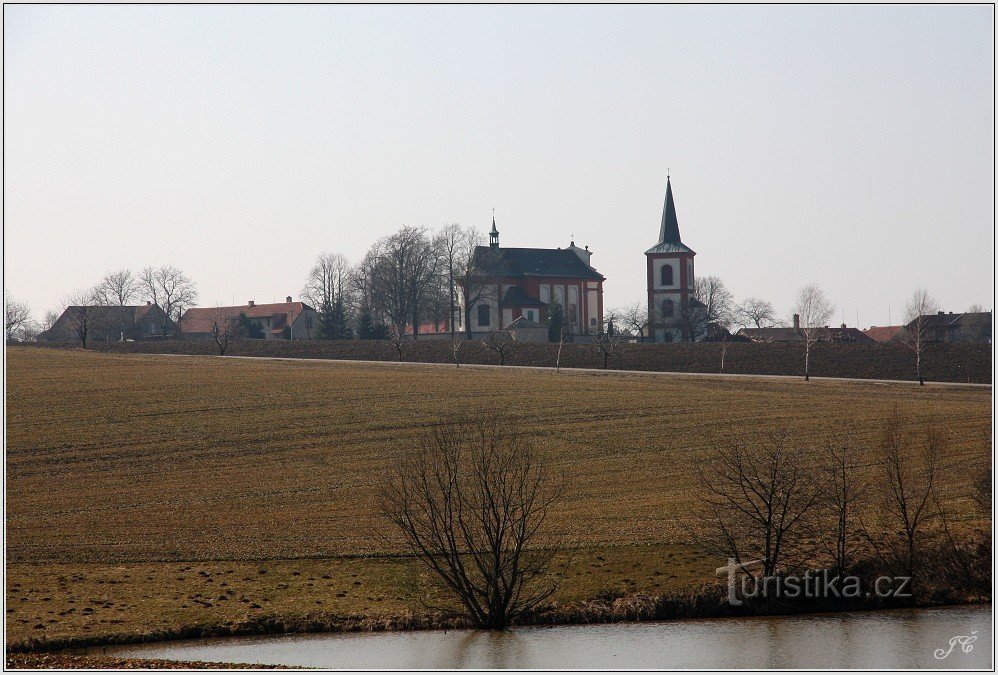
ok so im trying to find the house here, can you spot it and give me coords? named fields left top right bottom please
left=890, top=311, right=992, bottom=344
left=738, top=315, right=875, bottom=343
left=645, top=176, right=706, bottom=342
left=456, top=219, right=605, bottom=338
left=181, top=297, right=319, bottom=340
left=862, top=325, right=903, bottom=343
left=37, top=302, right=174, bottom=343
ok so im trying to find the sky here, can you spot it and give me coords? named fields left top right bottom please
left=4, top=5, right=994, bottom=327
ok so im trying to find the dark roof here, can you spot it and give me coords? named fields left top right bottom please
left=181, top=301, right=314, bottom=334
left=646, top=176, right=695, bottom=255
left=502, top=286, right=547, bottom=307
left=468, top=246, right=604, bottom=281
left=737, top=326, right=875, bottom=343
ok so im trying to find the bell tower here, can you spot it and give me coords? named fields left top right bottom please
left=646, top=175, right=696, bottom=342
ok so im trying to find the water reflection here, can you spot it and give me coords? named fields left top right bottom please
left=95, top=605, right=992, bottom=669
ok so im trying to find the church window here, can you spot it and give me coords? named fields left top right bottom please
left=525, top=309, right=536, bottom=322
left=663, top=299, right=675, bottom=318
left=477, top=304, right=491, bottom=327
left=661, top=264, right=674, bottom=286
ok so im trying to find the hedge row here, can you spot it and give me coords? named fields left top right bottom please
left=52, top=338, right=993, bottom=384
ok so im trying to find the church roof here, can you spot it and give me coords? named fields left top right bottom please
left=646, top=176, right=695, bottom=255
left=468, top=246, right=604, bottom=280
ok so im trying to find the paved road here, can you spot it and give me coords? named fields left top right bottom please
left=134, top=352, right=992, bottom=389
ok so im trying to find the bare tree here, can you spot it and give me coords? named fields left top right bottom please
left=898, top=288, right=939, bottom=385
left=616, top=302, right=648, bottom=340
left=42, top=309, right=60, bottom=332
left=435, top=224, right=481, bottom=339
left=484, top=329, right=516, bottom=366
left=95, top=269, right=139, bottom=306
left=862, top=412, right=943, bottom=581
left=457, top=247, right=505, bottom=338
left=823, top=442, right=866, bottom=573
left=735, top=297, right=777, bottom=329
left=681, top=275, right=733, bottom=341
left=141, top=265, right=198, bottom=337
left=62, top=288, right=101, bottom=348
left=793, top=284, right=835, bottom=381
left=301, top=252, right=352, bottom=311
left=695, top=430, right=823, bottom=576
left=591, top=320, right=619, bottom=369
left=211, top=318, right=235, bottom=356
left=366, top=227, right=439, bottom=338
left=5, top=293, right=32, bottom=342
left=381, top=418, right=567, bottom=629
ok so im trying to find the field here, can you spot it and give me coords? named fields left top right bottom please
left=5, top=347, right=992, bottom=649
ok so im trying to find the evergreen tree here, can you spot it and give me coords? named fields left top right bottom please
left=547, top=301, right=564, bottom=342
left=316, top=298, right=337, bottom=340
left=357, top=304, right=376, bottom=340
left=233, top=312, right=264, bottom=339
left=331, top=296, right=352, bottom=339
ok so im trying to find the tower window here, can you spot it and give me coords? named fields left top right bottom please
left=662, top=299, right=675, bottom=318
left=661, top=264, right=674, bottom=286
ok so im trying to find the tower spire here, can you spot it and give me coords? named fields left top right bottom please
left=489, top=212, right=499, bottom=249
left=658, top=175, right=681, bottom=244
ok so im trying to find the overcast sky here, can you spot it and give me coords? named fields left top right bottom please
left=4, top=5, right=994, bottom=326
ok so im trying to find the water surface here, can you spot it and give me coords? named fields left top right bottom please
left=93, top=605, right=992, bottom=669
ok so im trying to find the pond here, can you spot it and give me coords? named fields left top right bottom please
left=91, top=605, right=991, bottom=669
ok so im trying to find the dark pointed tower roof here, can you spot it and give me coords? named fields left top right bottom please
left=659, top=176, right=681, bottom=244
left=646, top=175, right=695, bottom=255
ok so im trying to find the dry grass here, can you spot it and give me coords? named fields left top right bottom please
left=5, top=347, right=991, bottom=648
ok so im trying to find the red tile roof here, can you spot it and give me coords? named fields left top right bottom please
left=862, top=325, right=902, bottom=343
left=181, top=302, right=313, bottom=335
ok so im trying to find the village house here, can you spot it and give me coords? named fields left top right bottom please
left=890, top=310, right=992, bottom=344
left=737, top=314, right=875, bottom=343
left=37, top=302, right=174, bottom=343
left=455, top=220, right=605, bottom=338
left=181, top=297, right=319, bottom=340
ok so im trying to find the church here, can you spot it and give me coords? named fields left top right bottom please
left=455, top=220, right=605, bottom=338
left=645, top=176, right=702, bottom=342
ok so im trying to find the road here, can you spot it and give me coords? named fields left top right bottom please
left=131, top=351, right=993, bottom=389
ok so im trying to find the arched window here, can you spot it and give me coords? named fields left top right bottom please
left=661, top=264, right=674, bottom=286
left=662, top=299, right=675, bottom=318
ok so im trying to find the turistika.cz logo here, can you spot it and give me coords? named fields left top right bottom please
left=715, top=558, right=912, bottom=607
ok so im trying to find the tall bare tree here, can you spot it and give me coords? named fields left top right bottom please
left=457, top=247, right=504, bottom=338
left=681, top=275, right=733, bottom=341
left=42, top=309, right=60, bottom=333
left=616, top=302, right=648, bottom=339
left=95, top=269, right=139, bottom=306
left=898, top=288, right=939, bottom=385
left=366, top=227, right=439, bottom=338
left=381, top=418, right=567, bottom=629
left=301, top=253, right=351, bottom=311
left=793, top=284, right=835, bottom=381
left=823, top=442, right=866, bottom=573
left=435, top=224, right=481, bottom=339
left=695, top=430, right=823, bottom=576
left=484, top=328, right=516, bottom=366
left=862, top=412, right=944, bottom=581
left=62, top=288, right=101, bottom=348
left=5, top=293, right=32, bottom=342
left=735, top=297, right=777, bottom=329
left=141, top=265, right=198, bottom=337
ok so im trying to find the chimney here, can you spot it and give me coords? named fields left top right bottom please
left=938, top=311, right=945, bottom=315
left=840, top=323, right=847, bottom=329
left=792, top=313, right=800, bottom=329
left=286, top=296, right=292, bottom=303
left=146, top=300, right=152, bottom=306
left=248, top=300, right=255, bottom=307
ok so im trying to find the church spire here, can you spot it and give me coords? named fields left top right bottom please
left=489, top=215, right=499, bottom=249
left=658, top=175, right=681, bottom=244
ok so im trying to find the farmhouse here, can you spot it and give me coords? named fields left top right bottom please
left=455, top=220, right=605, bottom=337
left=892, top=310, right=992, bottom=344
left=738, top=315, right=875, bottom=343
left=37, top=302, right=174, bottom=343
left=181, top=297, right=319, bottom=340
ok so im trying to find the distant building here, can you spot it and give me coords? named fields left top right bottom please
left=506, top=316, right=549, bottom=343
left=645, top=176, right=705, bottom=342
left=890, top=311, right=992, bottom=344
left=738, top=314, right=875, bottom=343
left=456, top=219, right=605, bottom=338
left=181, top=297, right=319, bottom=340
left=862, top=325, right=903, bottom=343
left=37, top=302, right=174, bottom=343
